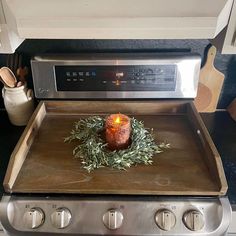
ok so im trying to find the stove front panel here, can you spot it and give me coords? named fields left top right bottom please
left=0, top=196, right=231, bottom=236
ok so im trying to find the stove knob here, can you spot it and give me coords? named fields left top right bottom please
left=23, top=208, right=45, bottom=229
left=155, top=209, right=176, bottom=231
left=51, top=208, right=72, bottom=229
left=183, top=210, right=204, bottom=231
left=103, top=209, right=123, bottom=230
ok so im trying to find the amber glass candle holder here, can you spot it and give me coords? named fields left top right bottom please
left=105, top=114, right=131, bottom=150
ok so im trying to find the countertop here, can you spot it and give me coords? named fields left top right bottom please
left=0, top=110, right=236, bottom=205
left=0, top=111, right=24, bottom=194
left=201, top=112, right=236, bottom=205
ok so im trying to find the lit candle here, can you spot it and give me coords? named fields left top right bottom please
left=105, top=114, right=131, bottom=150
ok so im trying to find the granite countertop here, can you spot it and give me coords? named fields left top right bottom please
left=0, top=111, right=24, bottom=194
left=201, top=112, right=236, bottom=205
left=0, top=110, right=236, bottom=205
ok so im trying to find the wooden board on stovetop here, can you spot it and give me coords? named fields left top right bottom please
left=3, top=101, right=227, bottom=195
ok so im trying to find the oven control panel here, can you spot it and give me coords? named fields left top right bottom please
left=55, top=65, right=176, bottom=91
left=0, top=196, right=231, bottom=236
left=31, top=53, right=201, bottom=99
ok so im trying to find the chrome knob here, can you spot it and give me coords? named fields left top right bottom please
left=183, top=210, right=205, bottom=231
left=103, top=209, right=123, bottom=230
left=51, top=208, right=72, bottom=229
left=155, top=209, right=176, bottom=231
left=23, top=208, right=45, bottom=229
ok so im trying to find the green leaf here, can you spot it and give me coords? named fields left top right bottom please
left=64, top=116, right=170, bottom=172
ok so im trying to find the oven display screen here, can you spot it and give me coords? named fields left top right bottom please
left=55, top=65, right=177, bottom=91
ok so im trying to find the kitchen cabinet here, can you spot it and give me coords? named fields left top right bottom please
left=212, top=0, right=236, bottom=54
left=0, top=0, right=23, bottom=53
left=5, top=0, right=233, bottom=39
left=0, top=0, right=234, bottom=53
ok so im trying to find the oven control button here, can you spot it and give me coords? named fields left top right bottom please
left=155, top=209, right=176, bottom=231
left=103, top=209, right=123, bottom=230
left=183, top=210, right=204, bottom=231
left=23, top=208, right=45, bottom=229
left=51, top=208, right=72, bottom=229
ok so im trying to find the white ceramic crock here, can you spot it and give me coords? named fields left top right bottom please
left=2, top=83, right=34, bottom=126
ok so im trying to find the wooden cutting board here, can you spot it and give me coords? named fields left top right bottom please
left=194, top=46, right=225, bottom=112
left=227, top=98, right=236, bottom=121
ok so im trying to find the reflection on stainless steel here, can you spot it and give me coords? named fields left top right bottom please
left=0, top=195, right=231, bottom=236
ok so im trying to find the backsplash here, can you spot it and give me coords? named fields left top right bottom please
left=0, top=39, right=236, bottom=109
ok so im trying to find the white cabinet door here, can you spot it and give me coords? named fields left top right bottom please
left=212, top=0, right=236, bottom=54
left=0, top=0, right=24, bottom=53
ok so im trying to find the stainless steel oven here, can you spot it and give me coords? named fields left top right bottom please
left=0, top=53, right=232, bottom=236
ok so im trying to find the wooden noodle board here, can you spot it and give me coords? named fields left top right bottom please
left=3, top=101, right=227, bottom=195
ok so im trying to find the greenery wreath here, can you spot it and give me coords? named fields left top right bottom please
left=65, top=116, right=170, bottom=172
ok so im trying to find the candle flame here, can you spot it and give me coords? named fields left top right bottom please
left=115, top=116, right=121, bottom=124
